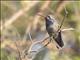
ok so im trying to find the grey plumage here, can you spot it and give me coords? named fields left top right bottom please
left=45, top=15, right=64, bottom=48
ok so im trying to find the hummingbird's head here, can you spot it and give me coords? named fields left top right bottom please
left=45, top=15, right=55, bottom=25
left=45, top=15, right=52, bottom=20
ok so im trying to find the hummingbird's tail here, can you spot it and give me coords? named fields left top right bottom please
left=54, top=30, right=64, bottom=48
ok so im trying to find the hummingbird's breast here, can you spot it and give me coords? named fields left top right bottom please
left=46, top=20, right=59, bottom=33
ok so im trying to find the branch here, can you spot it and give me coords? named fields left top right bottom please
left=57, top=7, right=68, bottom=32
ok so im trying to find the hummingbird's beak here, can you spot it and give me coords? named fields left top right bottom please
left=37, top=14, right=45, bottom=18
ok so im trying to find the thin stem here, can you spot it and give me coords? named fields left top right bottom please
left=61, top=28, right=74, bottom=32
left=57, top=7, right=68, bottom=32
left=28, top=32, right=33, bottom=43
left=14, top=42, right=22, bottom=60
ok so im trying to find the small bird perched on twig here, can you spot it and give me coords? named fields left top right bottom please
left=37, top=7, right=68, bottom=49
left=45, top=15, right=64, bottom=48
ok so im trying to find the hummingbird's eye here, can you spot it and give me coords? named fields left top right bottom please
left=46, top=15, right=51, bottom=19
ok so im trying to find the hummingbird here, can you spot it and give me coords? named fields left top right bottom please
left=45, top=15, right=64, bottom=48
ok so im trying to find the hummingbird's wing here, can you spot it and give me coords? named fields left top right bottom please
left=54, top=30, right=64, bottom=47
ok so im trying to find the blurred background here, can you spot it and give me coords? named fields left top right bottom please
left=0, top=1, right=80, bottom=60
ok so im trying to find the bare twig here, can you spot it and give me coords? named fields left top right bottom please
left=57, top=7, right=68, bottom=32
left=41, top=36, right=50, bottom=43
left=28, top=32, right=33, bottom=43
left=14, top=41, right=22, bottom=60
left=10, top=25, right=22, bottom=60
left=56, top=1, right=69, bottom=14
left=61, top=28, right=74, bottom=32
left=22, top=23, right=32, bottom=41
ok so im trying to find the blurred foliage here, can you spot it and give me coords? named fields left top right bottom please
left=0, top=49, right=16, bottom=60
left=1, top=1, right=80, bottom=60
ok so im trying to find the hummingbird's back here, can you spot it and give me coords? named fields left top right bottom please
left=45, top=15, right=64, bottom=48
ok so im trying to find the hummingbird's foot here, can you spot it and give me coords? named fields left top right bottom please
left=56, top=46, right=59, bottom=49
left=44, top=38, right=52, bottom=47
